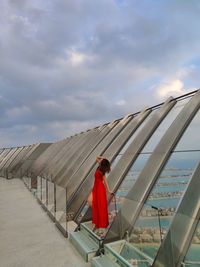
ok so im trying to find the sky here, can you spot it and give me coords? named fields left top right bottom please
left=0, top=0, right=200, bottom=148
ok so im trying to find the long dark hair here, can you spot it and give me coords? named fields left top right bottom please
left=98, top=158, right=111, bottom=175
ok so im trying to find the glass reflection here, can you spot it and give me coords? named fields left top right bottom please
left=184, top=220, right=200, bottom=267
left=37, top=176, right=42, bottom=200
left=55, top=185, right=67, bottom=232
left=116, top=154, right=151, bottom=209
left=174, top=110, right=200, bottom=151
left=142, top=98, right=189, bottom=153
left=41, top=178, right=47, bottom=206
left=119, top=111, right=156, bottom=155
left=47, top=180, right=55, bottom=215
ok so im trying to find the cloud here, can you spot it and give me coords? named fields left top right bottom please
left=153, top=65, right=198, bottom=101
left=156, top=79, right=185, bottom=98
left=65, top=49, right=96, bottom=66
left=0, top=0, right=200, bottom=147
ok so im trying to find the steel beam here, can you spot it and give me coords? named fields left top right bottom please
left=67, top=109, right=151, bottom=221
left=53, top=125, right=115, bottom=185
left=105, top=90, right=200, bottom=242
left=83, top=97, right=176, bottom=224
left=0, top=147, right=18, bottom=170
left=32, top=137, right=77, bottom=177
left=55, top=122, right=118, bottom=186
left=19, top=143, right=51, bottom=177
left=51, top=126, right=107, bottom=184
left=45, top=131, right=95, bottom=179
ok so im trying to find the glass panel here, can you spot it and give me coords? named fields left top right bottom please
left=105, top=240, right=153, bottom=267
left=47, top=180, right=55, bottom=216
left=142, top=98, right=189, bottom=153
left=128, top=151, right=200, bottom=261
left=129, top=202, right=165, bottom=260
left=76, top=203, right=89, bottom=224
left=55, top=185, right=67, bottom=233
left=120, top=241, right=153, bottom=266
left=37, top=176, right=42, bottom=201
left=24, top=176, right=31, bottom=189
left=41, top=178, right=47, bottom=206
left=174, top=110, right=200, bottom=151
left=31, top=176, right=37, bottom=195
left=22, top=176, right=27, bottom=186
left=184, top=220, right=200, bottom=267
left=118, top=111, right=156, bottom=156
left=116, top=154, right=151, bottom=210
left=28, top=176, right=32, bottom=189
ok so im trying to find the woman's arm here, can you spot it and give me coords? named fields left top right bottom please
left=103, top=175, right=112, bottom=194
left=96, top=156, right=105, bottom=164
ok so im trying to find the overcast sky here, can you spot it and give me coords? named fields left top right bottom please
left=0, top=0, right=200, bottom=148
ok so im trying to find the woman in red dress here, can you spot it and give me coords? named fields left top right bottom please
left=92, top=156, right=112, bottom=236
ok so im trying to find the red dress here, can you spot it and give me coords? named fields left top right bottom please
left=92, top=168, right=109, bottom=228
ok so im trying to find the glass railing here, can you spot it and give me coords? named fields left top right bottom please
left=41, top=177, right=47, bottom=207
left=36, top=176, right=42, bottom=201
left=104, top=239, right=153, bottom=267
left=25, top=175, right=68, bottom=236
left=30, top=175, right=37, bottom=195
left=127, top=202, right=167, bottom=260
left=47, top=180, right=55, bottom=218
left=55, top=184, right=67, bottom=236
left=22, top=175, right=31, bottom=189
left=182, top=220, right=200, bottom=267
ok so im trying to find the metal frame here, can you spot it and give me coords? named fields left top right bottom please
left=67, top=110, right=151, bottom=221
left=14, top=144, right=37, bottom=177
left=44, top=132, right=92, bottom=179
left=0, top=147, right=19, bottom=176
left=54, top=125, right=114, bottom=185
left=55, top=121, right=118, bottom=186
left=0, top=148, right=12, bottom=164
left=52, top=120, right=120, bottom=222
left=0, top=147, right=17, bottom=169
left=6, top=146, right=27, bottom=169
left=19, top=143, right=51, bottom=178
left=82, top=97, right=176, bottom=224
left=64, top=118, right=128, bottom=197
left=57, top=120, right=119, bottom=189
left=4, top=147, right=27, bottom=179
left=9, top=145, right=33, bottom=177
left=31, top=138, right=72, bottom=177
left=105, top=90, right=200, bottom=242
left=50, top=128, right=103, bottom=182
left=107, top=97, right=176, bottom=195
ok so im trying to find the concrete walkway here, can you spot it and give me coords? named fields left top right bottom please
left=0, top=178, right=90, bottom=267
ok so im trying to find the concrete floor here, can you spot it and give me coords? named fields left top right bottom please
left=0, top=177, right=90, bottom=267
